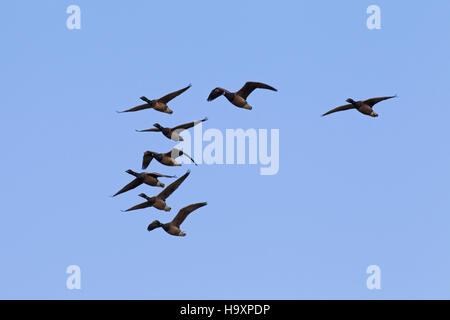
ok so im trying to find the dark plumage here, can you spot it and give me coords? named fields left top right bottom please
left=117, top=84, right=191, bottom=114
left=207, top=81, right=277, bottom=110
left=147, top=202, right=207, bottom=236
left=322, top=96, right=397, bottom=117
left=122, top=170, right=190, bottom=213
left=112, top=170, right=176, bottom=197
left=142, top=148, right=197, bottom=169
left=136, top=117, right=208, bottom=141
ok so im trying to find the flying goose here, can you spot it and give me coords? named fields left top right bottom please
left=122, top=170, right=190, bottom=212
left=147, top=202, right=207, bottom=236
left=112, top=170, right=176, bottom=197
left=117, top=84, right=191, bottom=114
left=136, top=117, right=208, bottom=141
left=142, top=148, right=197, bottom=169
left=322, top=96, right=397, bottom=117
left=207, top=81, right=277, bottom=110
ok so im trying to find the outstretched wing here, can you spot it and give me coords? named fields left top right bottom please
left=136, top=128, right=161, bottom=133
left=165, top=148, right=197, bottom=166
left=146, top=172, right=176, bottom=178
left=147, top=221, right=162, bottom=232
left=142, top=152, right=155, bottom=169
left=122, top=201, right=151, bottom=212
left=157, top=84, right=191, bottom=104
left=171, top=202, right=207, bottom=227
left=157, top=170, right=190, bottom=200
left=113, top=178, right=143, bottom=197
left=236, top=82, right=277, bottom=100
left=117, top=103, right=151, bottom=113
left=321, top=104, right=355, bottom=117
left=364, top=96, right=397, bottom=107
left=207, top=87, right=227, bottom=101
left=172, top=117, right=208, bottom=131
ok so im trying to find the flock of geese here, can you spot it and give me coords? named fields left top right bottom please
left=113, top=81, right=397, bottom=237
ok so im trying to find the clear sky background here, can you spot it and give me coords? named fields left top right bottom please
left=1, top=1, right=449, bottom=299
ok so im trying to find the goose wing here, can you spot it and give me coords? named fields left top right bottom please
left=122, top=201, right=151, bottom=212
left=113, top=178, right=143, bottom=197
left=322, top=104, right=355, bottom=117
left=364, top=96, right=397, bottom=107
left=142, top=152, right=157, bottom=170
left=172, top=117, right=208, bottom=131
left=207, top=87, right=228, bottom=101
left=157, top=84, right=191, bottom=104
left=136, top=127, right=161, bottom=133
left=236, top=82, right=277, bottom=100
left=146, top=172, right=176, bottom=178
left=117, top=103, right=150, bottom=113
left=171, top=202, right=207, bottom=227
left=165, top=148, right=198, bottom=165
left=157, top=170, right=190, bottom=200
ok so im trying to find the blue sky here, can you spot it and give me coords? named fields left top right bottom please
left=1, top=1, right=450, bottom=299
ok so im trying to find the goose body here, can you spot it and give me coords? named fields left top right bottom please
left=207, top=81, right=277, bottom=110
left=322, top=96, right=397, bottom=117
left=112, top=170, right=176, bottom=197
left=136, top=117, right=208, bottom=141
left=117, top=84, right=191, bottom=114
left=142, top=148, right=197, bottom=169
left=122, top=170, right=191, bottom=213
left=147, top=202, right=207, bottom=237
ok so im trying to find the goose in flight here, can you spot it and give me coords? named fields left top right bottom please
left=122, top=170, right=190, bottom=212
left=142, top=148, right=197, bottom=169
left=117, top=84, right=191, bottom=114
left=112, top=170, right=176, bottom=197
left=207, top=81, right=277, bottom=110
left=136, top=117, right=208, bottom=141
left=147, top=202, right=207, bottom=236
left=322, top=96, right=397, bottom=117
